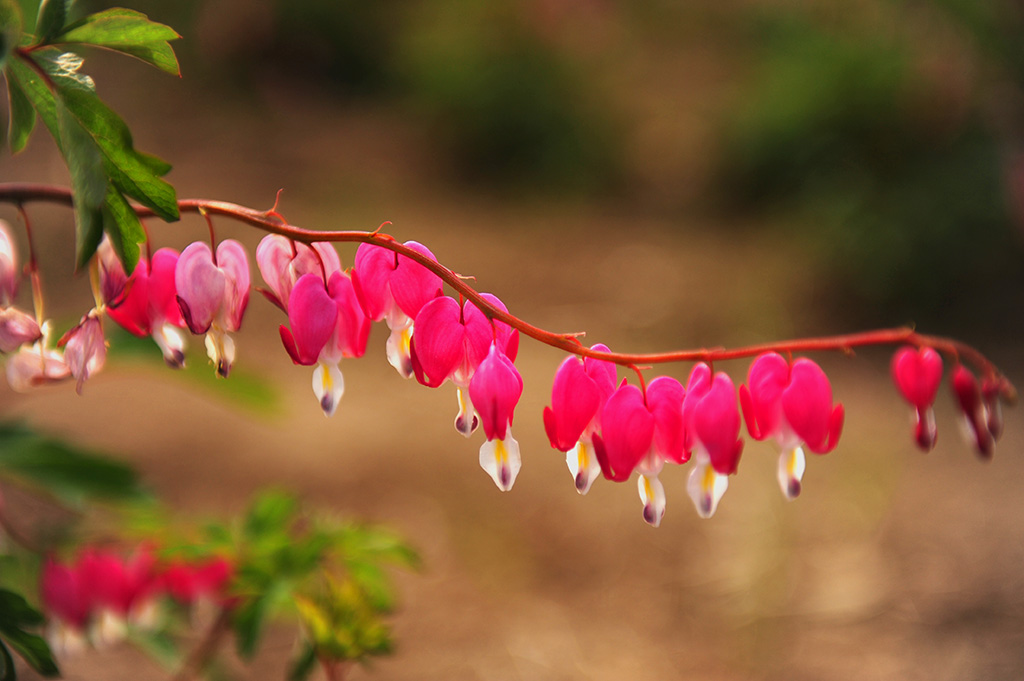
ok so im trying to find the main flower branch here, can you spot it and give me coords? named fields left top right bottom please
left=0, top=182, right=1015, bottom=526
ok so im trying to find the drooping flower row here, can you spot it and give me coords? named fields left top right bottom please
left=41, top=547, right=232, bottom=655
left=0, top=218, right=1010, bottom=525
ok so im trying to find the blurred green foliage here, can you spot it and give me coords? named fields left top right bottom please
left=717, top=4, right=1024, bottom=327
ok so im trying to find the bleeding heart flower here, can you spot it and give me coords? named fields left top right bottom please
left=41, top=556, right=91, bottom=655
left=890, top=346, right=943, bottom=451
left=542, top=344, right=616, bottom=494
left=352, top=241, right=443, bottom=378
left=279, top=272, right=370, bottom=416
left=410, top=294, right=518, bottom=437
left=0, top=306, right=42, bottom=353
left=5, top=321, right=71, bottom=392
left=682, top=364, right=744, bottom=519
left=99, top=241, right=188, bottom=368
left=175, top=240, right=250, bottom=377
left=0, top=219, right=19, bottom=306
left=255, top=235, right=341, bottom=312
left=740, top=353, right=844, bottom=499
left=469, top=343, right=524, bottom=491
left=60, top=311, right=106, bottom=394
left=951, top=365, right=994, bottom=459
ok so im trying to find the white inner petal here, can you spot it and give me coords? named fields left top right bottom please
left=687, top=458, right=729, bottom=519
left=638, top=473, right=666, bottom=527
left=566, top=440, right=601, bottom=495
left=776, top=446, right=806, bottom=500
left=312, top=362, right=345, bottom=417
left=479, top=430, right=521, bottom=492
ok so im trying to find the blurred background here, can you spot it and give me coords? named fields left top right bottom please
left=2, top=0, right=1023, bottom=679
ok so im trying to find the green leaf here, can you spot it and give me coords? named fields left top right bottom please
left=232, top=594, right=271, bottom=660
left=0, top=628, right=58, bottom=677
left=56, top=93, right=106, bottom=269
left=52, top=9, right=180, bottom=76
left=287, top=642, right=317, bottom=681
left=244, top=491, right=298, bottom=541
left=0, top=422, right=149, bottom=507
left=5, top=72, right=36, bottom=152
left=102, top=184, right=144, bottom=272
left=34, top=0, right=69, bottom=43
left=0, top=589, right=44, bottom=628
left=0, top=0, right=22, bottom=71
left=0, top=639, right=14, bottom=681
left=6, top=54, right=58, bottom=141
left=32, top=49, right=94, bottom=91
left=55, top=86, right=178, bottom=221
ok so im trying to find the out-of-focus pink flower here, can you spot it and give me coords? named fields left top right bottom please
left=41, top=556, right=90, bottom=655
left=592, top=376, right=685, bottom=527
left=100, top=242, right=188, bottom=368
left=0, top=306, right=42, bottom=353
left=951, top=365, right=995, bottom=458
left=5, top=328, right=70, bottom=392
left=279, top=272, right=371, bottom=416
left=60, top=311, right=107, bottom=394
left=468, top=343, right=523, bottom=491
left=740, top=353, right=844, bottom=499
left=542, top=344, right=616, bottom=494
left=75, top=548, right=160, bottom=645
left=0, top=219, right=19, bottom=306
left=352, top=241, right=443, bottom=378
left=255, top=235, right=341, bottom=312
left=162, top=556, right=233, bottom=606
left=890, top=346, right=943, bottom=451
left=175, top=240, right=250, bottom=377
left=682, top=364, right=743, bottom=519
left=410, top=294, right=519, bottom=436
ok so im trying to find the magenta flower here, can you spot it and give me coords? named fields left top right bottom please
left=255, top=234, right=341, bottom=312
left=0, top=306, right=42, bottom=353
left=279, top=272, right=370, bottom=416
left=468, top=343, right=524, bottom=490
left=162, top=556, right=233, bottom=606
left=591, top=375, right=685, bottom=527
left=951, top=365, right=995, bottom=458
left=542, top=344, right=616, bottom=494
left=175, top=240, right=250, bottom=377
left=60, top=311, right=107, bottom=395
left=890, top=346, right=943, bottom=451
left=0, top=219, right=19, bottom=306
left=739, top=353, right=844, bottom=499
left=352, top=241, right=443, bottom=378
left=410, top=294, right=519, bottom=436
left=41, top=556, right=90, bottom=655
left=75, top=548, right=160, bottom=645
left=682, top=364, right=744, bottom=519
left=100, top=242, right=188, bottom=368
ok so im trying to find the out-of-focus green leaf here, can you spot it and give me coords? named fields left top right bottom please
left=6, top=55, right=58, bottom=141
left=233, top=591, right=273, bottom=660
left=0, top=590, right=44, bottom=628
left=52, top=8, right=180, bottom=76
left=0, top=639, right=14, bottom=681
left=127, top=630, right=181, bottom=670
left=244, top=491, right=298, bottom=541
left=0, top=422, right=149, bottom=507
left=0, top=0, right=22, bottom=71
left=287, top=642, right=317, bottom=681
left=34, top=0, right=69, bottom=43
left=0, top=628, right=58, bottom=677
left=5, top=72, right=35, bottom=152
left=56, top=94, right=105, bottom=269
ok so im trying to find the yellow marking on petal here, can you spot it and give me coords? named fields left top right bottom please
left=401, top=327, right=412, bottom=356
left=702, top=464, right=716, bottom=494
left=457, top=386, right=468, bottom=414
left=578, top=442, right=589, bottom=471
left=642, top=474, right=654, bottom=500
left=322, top=366, right=333, bottom=391
left=495, top=438, right=508, bottom=466
left=787, top=449, right=799, bottom=476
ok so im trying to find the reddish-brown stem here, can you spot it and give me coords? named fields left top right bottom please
left=0, top=183, right=1015, bottom=402
left=170, top=606, right=233, bottom=681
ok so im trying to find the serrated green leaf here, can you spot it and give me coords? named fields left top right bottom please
left=0, top=0, right=22, bottom=72
left=55, top=86, right=178, bottom=221
left=0, top=627, right=58, bottom=677
left=56, top=93, right=106, bottom=268
left=102, top=184, right=144, bottom=272
left=52, top=9, right=180, bottom=76
left=0, top=639, right=14, bottom=681
left=0, top=589, right=45, bottom=628
left=5, top=72, right=35, bottom=152
left=34, top=0, right=69, bottom=43
left=0, top=422, right=149, bottom=507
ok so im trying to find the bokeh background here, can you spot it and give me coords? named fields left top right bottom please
left=2, top=0, right=1024, bottom=679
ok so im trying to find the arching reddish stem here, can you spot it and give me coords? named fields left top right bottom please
left=0, top=183, right=1015, bottom=403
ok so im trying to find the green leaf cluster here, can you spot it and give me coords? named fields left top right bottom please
left=156, top=491, right=417, bottom=677
left=2, top=0, right=180, bottom=271
left=0, top=589, right=59, bottom=681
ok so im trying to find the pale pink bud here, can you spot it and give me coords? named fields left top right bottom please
left=6, top=342, right=71, bottom=392
left=0, top=306, right=42, bottom=353
left=256, top=235, right=341, bottom=311
left=0, top=220, right=19, bottom=306
left=952, top=366, right=993, bottom=458
left=60, top=311, right=106, bottom=394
